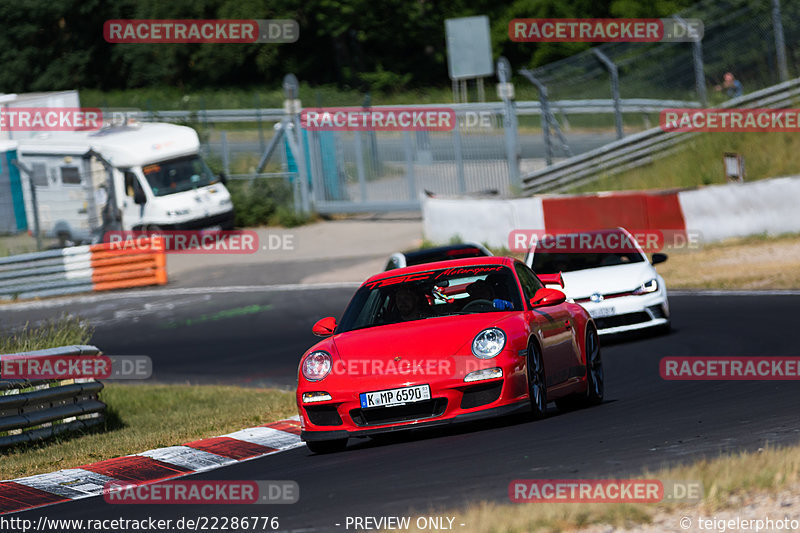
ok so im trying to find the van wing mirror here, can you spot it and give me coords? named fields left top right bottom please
left=133, top=187, right=146, bottom=205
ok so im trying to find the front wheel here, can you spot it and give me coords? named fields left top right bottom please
left=527, top=341, right=547, bottom=419
left=306, top=438, right=348, bottom=454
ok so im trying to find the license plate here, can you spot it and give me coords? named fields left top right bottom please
left=591, top=306, right=616, bottom=318
left=360, top=384, right=431, bottom=408
left=202, top=225, right=222, bottom=233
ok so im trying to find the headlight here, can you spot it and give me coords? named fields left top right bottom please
left=302, top=351, right=332, bottom=381
left=471, top=328, right=506, bottom=359
left=633, top=279, right=658, bottom=295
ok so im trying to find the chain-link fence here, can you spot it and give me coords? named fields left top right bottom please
left=527, top=0, right=796, bottom=103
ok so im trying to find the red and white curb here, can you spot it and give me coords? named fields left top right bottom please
left=0, top=417, right=304, bottom=515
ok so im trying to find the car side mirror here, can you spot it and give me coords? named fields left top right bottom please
left=529, top=288, right=567, bottom=308
left=133, top=188, right=146, bottom=205
left=312, top=317, right=337, bottom=336
left=651, top=252, right=668, bottom=265
left=219, top=172, right=228, bottom=185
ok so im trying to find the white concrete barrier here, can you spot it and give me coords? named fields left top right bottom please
left=678, top=176, right=800, bottom=242
left=422, top=196, right=544, bottom=249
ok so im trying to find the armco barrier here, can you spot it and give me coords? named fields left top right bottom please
left=0, top=237, right=166, bottom=301
left=423, top=175, right=800, bottom=248
left=0, top=345, right=106, bottom=448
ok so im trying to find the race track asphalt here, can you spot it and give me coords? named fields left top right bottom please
left=10, top=292, right=800, bottom=532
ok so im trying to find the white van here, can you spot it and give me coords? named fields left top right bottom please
left=15, top=122, right=234, bottom=245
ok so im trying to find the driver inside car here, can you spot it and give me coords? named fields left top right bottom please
left=395, top=287, right=425, bottom=322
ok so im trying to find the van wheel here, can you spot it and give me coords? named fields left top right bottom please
left=57, top=232, right=75, bottom=248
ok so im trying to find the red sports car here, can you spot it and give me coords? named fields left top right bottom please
left=296, top=257, right=604, bottom=453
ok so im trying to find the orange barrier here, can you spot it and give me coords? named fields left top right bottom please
left=89, top=237, right=167, bottom=292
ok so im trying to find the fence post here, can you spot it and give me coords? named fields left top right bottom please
left=593, top=49, right=624, bottom=139
left=674, top=15, right=707, bottom=107
left=221, top=131, right=230, bottom=176
left=519, top=68, right=553, bottom=167
left=354, top=130, right=368, bottom=202
left=452, top=119, right=467, bottom=193
left=403, top=131, right=417, bottom=200
left=283, top=73, right=311, bottom=214
left=497, top=57, right=521, bottom=188
left=255, top=93, right=266, bottom=153
left=772, top=0, right=789, bottom=82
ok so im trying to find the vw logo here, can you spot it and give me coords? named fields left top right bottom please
left=590, top=293, right=604, bottom=303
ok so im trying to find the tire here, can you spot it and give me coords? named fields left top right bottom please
left=527, top=341, right=547, bottom=419
left=556, top=325, right=604, bottom=411
left=306, top=438, right=348, bottom=454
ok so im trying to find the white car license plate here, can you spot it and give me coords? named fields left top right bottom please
left=360, top=384, right=431, bottom=408
left=591, top=306, right=616, bottom=318
left=202, top=225, right=223, bottom=232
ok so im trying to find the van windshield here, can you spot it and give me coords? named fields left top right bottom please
left=142, top=155, right=218, bottom=197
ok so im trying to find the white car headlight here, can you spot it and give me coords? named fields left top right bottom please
left=302, top=351, right=332, bottom=381
left=471, top=328, right=506, bottom=359
left=633, top=278, right=658, bottom=295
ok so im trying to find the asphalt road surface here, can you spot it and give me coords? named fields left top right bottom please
left=9, top=290, right=800, bottom=532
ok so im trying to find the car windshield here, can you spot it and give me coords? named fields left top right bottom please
left=533, top=251, right=645, bottom=273
left=142, top=155, right=218, bottom=197
left=336, top=265, right=523, bottom=333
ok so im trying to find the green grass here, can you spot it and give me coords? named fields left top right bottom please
left=0, top=314, right=92, bottom=353
left=568, top=131, right=800, bottom=193
left=0, top=384, right=296, bottom=480
left=0, top=315, right=297, bottom=480
left=386, top=441, right=800, bottom=533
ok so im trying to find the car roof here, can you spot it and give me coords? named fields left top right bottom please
left=401, top=243, right=490, bottom=262
left=529, top=227, right=642, bottom=253
left=366, top=256, right=518, bottom=284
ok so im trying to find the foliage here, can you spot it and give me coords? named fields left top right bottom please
left=0, top=0, right=698, bottom=94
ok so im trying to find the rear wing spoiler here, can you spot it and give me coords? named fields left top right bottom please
left=537, top=272, right=564, bottom=289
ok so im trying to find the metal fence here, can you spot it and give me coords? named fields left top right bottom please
left=0, top=345, right=106, bottom=448
left=520, top=77, right=800, bottom=193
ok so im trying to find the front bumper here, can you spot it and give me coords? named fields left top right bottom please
left=578, top=291, right=669, bottom=335
left=133, top=210, right=235, bottom=231
left=301, top=400, right=530, bottom=441
left=298, top=352, right=530, bottom=441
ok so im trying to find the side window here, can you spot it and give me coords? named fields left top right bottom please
left=31, top=163, right=48, bottom=187
left=60, top=166, right=82, bottom=185
left=515, top=263, right=543, bottom=302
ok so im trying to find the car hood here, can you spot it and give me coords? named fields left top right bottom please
left=330, top=313, right=514, bottom=361
left=560, top=261, right=656, bottom=299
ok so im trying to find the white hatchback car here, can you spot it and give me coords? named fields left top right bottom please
left=525, top=228, right=670, bottom=336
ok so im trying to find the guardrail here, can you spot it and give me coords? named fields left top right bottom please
left=0, top=237, right=166, bottom=301
left=0, top=345, right=106, bottom=448
left=521, top=77, right=800, bottom=194
left=128, top=98, right=701, bottom=124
